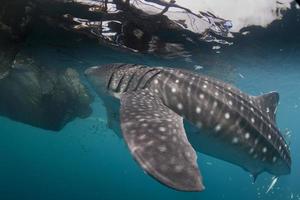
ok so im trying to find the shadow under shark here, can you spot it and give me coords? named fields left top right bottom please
left=85, top=63, right=291, bottom=192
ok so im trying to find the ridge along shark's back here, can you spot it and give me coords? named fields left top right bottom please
left=85, top=63, right=291, bottom=192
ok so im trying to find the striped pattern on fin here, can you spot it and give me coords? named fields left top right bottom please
left=120, top=89, right=204, bottom=191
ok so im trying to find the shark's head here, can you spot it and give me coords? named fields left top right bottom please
left=85, top=63, right=143, bottom=97
left=85, top=64, right=119, bottom=95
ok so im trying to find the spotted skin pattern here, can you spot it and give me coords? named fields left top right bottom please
left=121, top=90, right=203, bottom=191
left=85, top=63, right=291, bottom=192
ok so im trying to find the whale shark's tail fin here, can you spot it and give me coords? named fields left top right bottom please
left=255, top=91, right=279, bottom=123
left=120, top=89, right=204, bottom=191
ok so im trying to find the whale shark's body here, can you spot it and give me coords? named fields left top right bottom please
left=85, top=63, right=291, bottom=191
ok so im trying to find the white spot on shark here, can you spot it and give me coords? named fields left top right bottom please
left=158, top=145, right=167, bottom=152
left=196, top=107, right=202, bottom=113
left=215, top=124, right=222, bottom=132
left=268, top=134, right=272, bottom=140
left=262, top=147, right=268, bottom=153
left=139, top=134, right=146, bottom=140
left=146, top=140, right=154, bottom=146
left=185, top=152, right=191, bottom=157
left=177, top=103, right=183, bottom=110
left=213, top=101, right=218, bottom=107
left=225, top=113, right=230, bottom=119
left=245, top=132, right=250, bottom=139
left=159, top=127, right=166, bottom=132
left=174, top=165, right=184, bottom=172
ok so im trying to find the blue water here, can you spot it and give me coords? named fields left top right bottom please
left=1, top=26, right=300, bottom=200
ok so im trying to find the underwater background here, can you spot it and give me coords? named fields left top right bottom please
left=1, top=0, right=300, bottom=199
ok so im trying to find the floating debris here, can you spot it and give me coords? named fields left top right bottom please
left=284, top=129, right=292, bottom=138
left=239, top=73, right=245, bottom=78
left=266, top=176, right=278, bottom=194
left=283, top=129, right=292, bottom=148
left=206, top=161, right=213, bottom=165
left=212, top=45, right=221, bottom=50
left=194, top=65, right=204, bottom=70
left=242, top=31, right=250, bottom=35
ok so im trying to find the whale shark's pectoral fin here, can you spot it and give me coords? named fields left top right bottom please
left=120, top=89, right=204, bottom=192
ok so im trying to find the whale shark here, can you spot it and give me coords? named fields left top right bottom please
left=85, top=63, right=291, bottom=192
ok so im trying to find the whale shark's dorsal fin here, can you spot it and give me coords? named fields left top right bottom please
left=255, top=92, right=279, bottom=122
left=120, top=89, right=204, bottom=191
